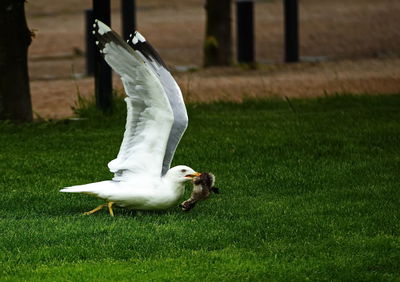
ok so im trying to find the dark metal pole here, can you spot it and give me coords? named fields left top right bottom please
left=121, top=0, right=136, bottom=41
left=85, top=9, right=95, bottom=76
left=236, top=0, right=255, bottom=64
left=284, top=0, right=299, bottom=63
left=93, top=0, right=113, bottom=113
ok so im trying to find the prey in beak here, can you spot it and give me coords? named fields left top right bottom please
left=180, top=172, right=219, bottom=211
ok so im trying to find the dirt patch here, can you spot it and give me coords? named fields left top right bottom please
left=26, top=0, right=400, bottom=119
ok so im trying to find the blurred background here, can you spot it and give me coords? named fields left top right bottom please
left=26, top=0, right=400, bottom=118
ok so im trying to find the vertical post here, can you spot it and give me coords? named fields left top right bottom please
left=121, top=0, right=136, bottom=41
left=236, top=0, right=255, bottom=64
left=204, top=0, right=233, bottom=66
left=284, top=0, right=299, bottom=63
left=93, top=0, right=113, bottom=113
left=85, top=9, right=94, bottom=76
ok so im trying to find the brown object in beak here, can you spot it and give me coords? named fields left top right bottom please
left=180, top=200, right=197, bottom=211
left=180, top=172, right=219, bottom=211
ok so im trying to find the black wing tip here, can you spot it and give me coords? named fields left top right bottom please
left=92, top=19, right=112, bottom=34
left=132, top=31, right=147, bottom=45
left=127, top=31, right=167, bottom=69
left=92, top=20, right=131, bottom=54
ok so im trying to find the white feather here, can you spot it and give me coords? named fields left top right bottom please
left=128, top=34, right=188, bottom=175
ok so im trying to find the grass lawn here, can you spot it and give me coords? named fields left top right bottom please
left=0, top=94, right=399, bottom=281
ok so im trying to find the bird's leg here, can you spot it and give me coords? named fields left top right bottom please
left=108, top=202, right=115, bottom=217
left=83, top=204, right=106, bottom=215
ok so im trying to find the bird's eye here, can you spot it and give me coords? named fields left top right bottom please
left=181, top=169, right=187, bottom=173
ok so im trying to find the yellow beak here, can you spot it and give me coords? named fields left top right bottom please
left=185, top=172, right=202, bottom=178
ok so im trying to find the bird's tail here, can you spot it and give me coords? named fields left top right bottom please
left=60, top=181, right=113, bottom=196
left=60, top=185, right=89, bottom=193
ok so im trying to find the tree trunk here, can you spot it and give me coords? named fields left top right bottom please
left=204, top=0, right=232, bottom=67
left=0, top=0, right=32, bottom=122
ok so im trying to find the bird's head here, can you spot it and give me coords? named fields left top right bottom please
left=180, top=172, right=219, bottom=211
left=166, top=165, right=201, bottom=183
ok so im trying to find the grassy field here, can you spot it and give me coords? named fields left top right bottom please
left=0, top=94, right=399, bottom=281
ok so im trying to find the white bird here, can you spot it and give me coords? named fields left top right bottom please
left=60, top=20, right=200, bottom=216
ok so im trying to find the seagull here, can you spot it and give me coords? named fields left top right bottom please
left=60, top=20, right=201, bottom=216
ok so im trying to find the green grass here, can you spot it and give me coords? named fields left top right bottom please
left=0, top=94, right=399, bottom=281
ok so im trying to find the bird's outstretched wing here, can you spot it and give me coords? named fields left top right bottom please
left=126, top=31, right=188, bottom=176
left=93, top=20, right=174, bottom=180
